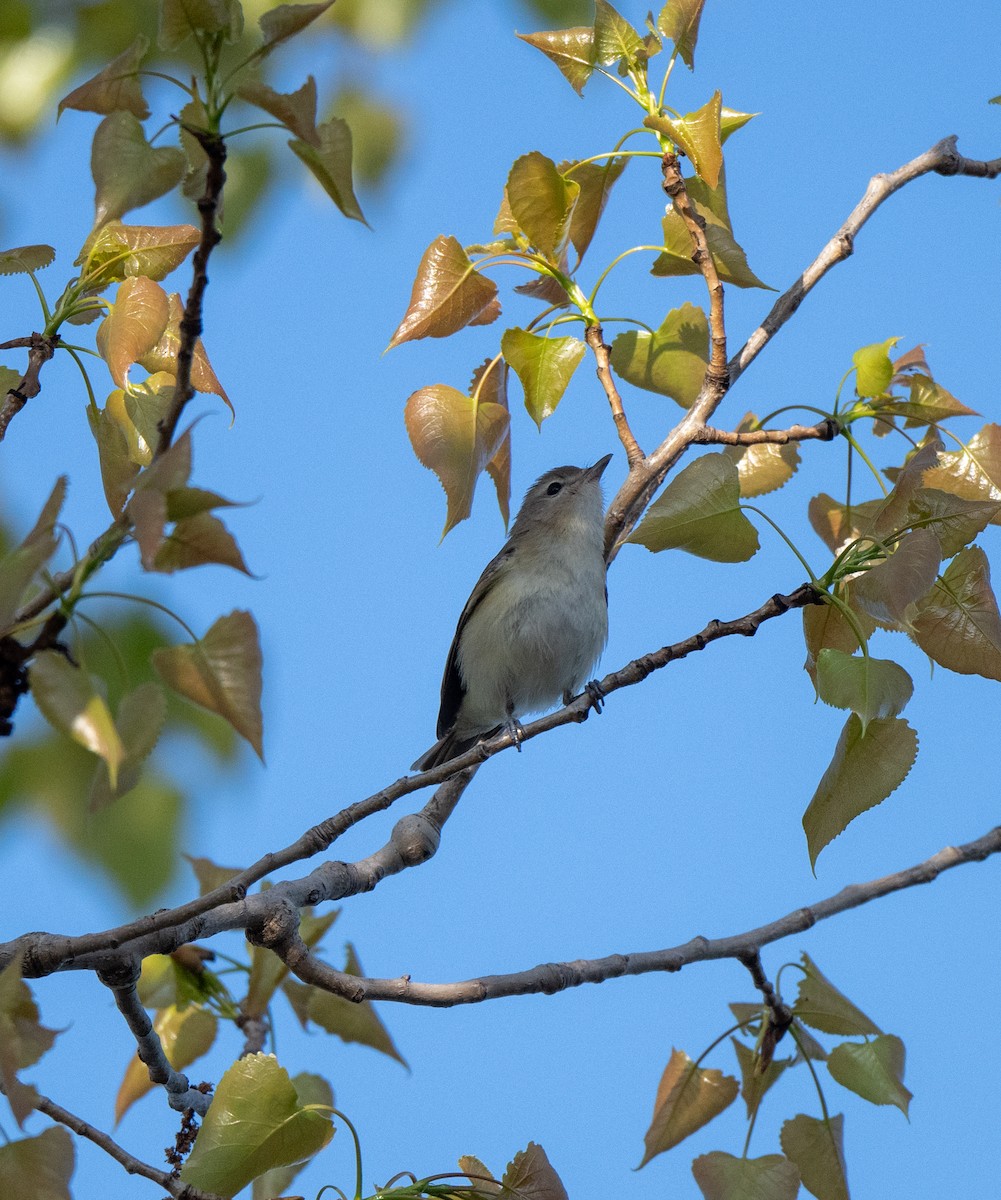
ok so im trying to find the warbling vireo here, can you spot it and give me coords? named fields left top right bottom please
left=412, top=454, right=612, bottom=771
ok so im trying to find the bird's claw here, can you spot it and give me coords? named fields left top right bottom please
left=503, top=715, right=526, bottom=752
left=584, top=679, right=605, bottom=714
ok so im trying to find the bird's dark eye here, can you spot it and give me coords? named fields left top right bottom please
left=546, top=481, right=563, bottom=496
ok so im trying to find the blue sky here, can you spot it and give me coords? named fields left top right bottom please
left=2, top=1, right=1001, bottom=1197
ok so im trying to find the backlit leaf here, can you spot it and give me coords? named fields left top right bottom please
left=501, top=327, right=585, bottom=426
left=138, top=292, right=231, bottom=413
left=610, top=302, right=708, bottom=408
left=653, top=168, right=770, bottom=289
left=910, top=545, right=1001, bottom=680
left=731, top=1038, right=790, bottom=1118
left=181, top=1053, right=334, bottom=1197
left=807, top=492, right=883, bottom=555
left=0, top=1128, right=74, bottom=1198
left=657, top=0, right=707, bottom=68
left=506, top=151, right=579, bottom=261
left=593, top=0, right=645, bottom=68
left=645, top=91, right=722, bottom=187
left=258, top=2, right=335, bottom=52
left=803, top=599, right=873, bottom=685
left=640, top=1048, right=738, bottom=1166
left=922, top=424, right=1001, bottom=521
left=160, top=0, right=242, bottom=48
left=91, top=112, right=185, bottom=227
left=876, top=373, right=976, bottom=425
left=58, top=35, right=149, bottom=120
left=691, top=1151, right=800, bottom=1200
left=89, top=681, right=167, bottom=810
left=251, top=1074, right=336, bottom=1200
left=97, top=276, right=171, bottom=388
left=0, top=244, right=56, bottom=275
left=246, top=909, right=339, bottom=1020
left=83, top=221, right=199, bottom=286
left=815, top=649, right=913, bottom=734
left=723, top=413, right=801, bottom=497
left=502, top=1142, right=569, bottom=1200
left=828, top=1034, right=911, bottom=1115
left=0, top=477, right=66, bottom=631
left=289, top=117, right=367, bottom=224
left=563, top=155, right=627, bottom=260
left=853, top=337, right=901, bottom=398
left=404, top=383, right=510, bottom=536
left=152, top=610, right=264, bottom=759
left=124, top=371, right=175, bottom=455
left=154, top=512, right=251, bottom=575
left=472, top=357, right=512, bottom=527
left=628, top=453, right=759, bottom=561
left=803, top=715, right=918, bottom=868
left=0, top=956, right=58, bottom=1126
left=115, top=1004, right=217, bottom=1123
left=88, top=403, right=140, bottom=514
left=516, top=27, right=596, bottom=96
left=720, top=107, right=757, bottom=142
left=851, top=528, right=941, bottom=628
left=301, top=943, right=407, bottom=1066
left=389, top=236, right=499, bottom=348
left=781, top=1113, right=848, bottom=1200
left=29, top=651, right=125, bottom=788
left=907, top=487, right=1000, bottom=558
left=238, top=77, right=318, bottom=145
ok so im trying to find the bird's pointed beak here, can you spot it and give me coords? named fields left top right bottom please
left=585, top=453, right=613, bottom=481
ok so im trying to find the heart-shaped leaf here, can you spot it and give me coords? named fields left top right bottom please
left=640, top=1047, right=738, bottom=1166
left=780, top=1113, right=848, bottom=1200
left=691, top=1151, right=800, bottom=1200
left=59, top=35, right=150, bottom=120
left=827, top=1034, right=911, bottom=1115
left=91, top=112, right=185, bottom=227
left=645, top=91, right=722, bottom=187
left=658, top=0, right=708, bottom=69
left=29, top=652, right=125, bottom=787
left=815, top=648, right=913, bottom=733
left=910, top=545, right=1001, bottom=680
left=389, top=236, right=499, bottom=348
left=501, top=327, right=586, bottom=426
left=610, top=302, right=708, bottom=407
left=516, top=27, right=596, bottom=95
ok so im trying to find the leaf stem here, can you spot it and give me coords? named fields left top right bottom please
left=740, top=505, right=819, bottom=583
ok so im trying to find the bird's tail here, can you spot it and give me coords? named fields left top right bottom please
left=411, top=727, right=497, bottom=772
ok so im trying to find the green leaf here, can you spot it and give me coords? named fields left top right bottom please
left=610, top=302, right=708, bottom=408
left=827, top=1034, right=911, bottom=1115
left=852, top=336, right=901, bottom=398
left=58, top=34, right=149, bottom=120
left=720, top=107, right=757, bottom=142
left=562, top=155, right=627, bottom=260
left=815, top=649, right=913, bottom=734
left=153, top=512, right=251, bottom=575
left=593, top=0, right=645, bottom=69
left=911, top=545, right=1001, bottom=680
left=123, top=373, right=176, bottom=463
left=97, top=275, right=171, bottom=388
left=91, top=112, right=186, bottom=227
left=389, top=236, right=499, bottom=348
left=88, top=403, right=140, bottom=516
left=506, top=151, right=579, bottom=261
left=516, top=27, right=596, bottom=96
left=731, top=1038, right=790, bottom=1118
left=803, top=715, right=918, bottom=868
left=645, top=91, right=722, bottom=187
left=0, top=1128, right=74, bottom=1199
left=152, top=610, right=264, bottom=759
left=922, top=424, right=1001, bottom=520
left=723, top=413, right=801, bottom=497
left=691, top=1152, right=800, bottom=1200
left=0, top=477, right=66, bottom=632
left=657, top=0, right=708, bottom=68
left=89, top=681, right=167, bottom=810
left=404, top=383, right=510, bottom=536
left=83, top=221, right=200, bottom=286
left=501, top=1142, right=569, bottom=1200
left=851, top=527, right=941, bottom=629
left=501, top=327, right=585, bottom=426
left=160, top=0, right=242, bottom=48
left=0, top=244, right=56, bottom=275
left=803, top=600, right=871, bottom=684
left=639, top=1047, right=739, bottom=1166
left=652, top=168, right=771, bottom=289
left=289, top=116, right=367, bottom=224
left=29, top=651, right=125, bottom=788
left=794, top=953, right=880, bottom=1039
left=293, top=944, right=407, bottom=1066
left=258, top=2, right=335, bottom=54
left=238, top=77, right=319, bottom=145
left=876, top=373, right=976, bottom=425
left=780, top=1113, right=848, bottom=1200
left=252, top=1074, right=336, bottom=1200
left=181, top=1053, right=334, bottom=1197
left=628, top=453, right=759, bottom=561
left=115, top=1004, right=217, bottom=1123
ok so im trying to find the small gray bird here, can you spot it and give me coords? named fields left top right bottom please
left=412, top=454, right=612, bottom=771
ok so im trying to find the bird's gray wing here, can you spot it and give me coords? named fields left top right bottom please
left=436, top=540, right=516, bottom=736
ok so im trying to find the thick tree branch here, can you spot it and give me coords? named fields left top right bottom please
left=32, top=1092, right=220, bottom=1199
left=299, top=824, right=1001, bottom=1007
left=585, top=323, right=644, bottom=466
left=0, top=332, right=60, bottom=442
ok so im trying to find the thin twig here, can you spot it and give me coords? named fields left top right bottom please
left=286, top=824, right=1001, bottom=1007
left=32, top=1092, right=220, bottom=1199
left=584, top=323, right=644, bottom=466
left=695, top=419, right=839, bottom=448
left=0, top=332, right=60, bottom=441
